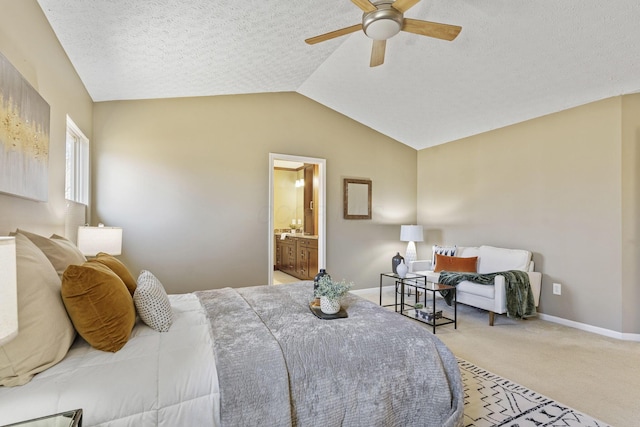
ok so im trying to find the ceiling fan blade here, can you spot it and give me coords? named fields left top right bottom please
left=402, top=18, right=461, bottom=41
left=351, top=0, right=377, bottom=13
left=370, top=39, right=386, bottom=67
left=305, top=24, right=363, bottom=45
left=391, top=0, right=421, bottom=13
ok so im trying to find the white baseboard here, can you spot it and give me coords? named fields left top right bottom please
left=352, top=287, right=640, bottom=342
left=537, top=313, right=640, bottom=342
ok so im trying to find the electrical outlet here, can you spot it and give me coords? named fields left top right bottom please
left=553, top=283, right=562, bottom=295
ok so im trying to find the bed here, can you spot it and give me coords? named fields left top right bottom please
left=0, top=293, right=219, bottom=426
left=0, top=232, right=464, bottom=427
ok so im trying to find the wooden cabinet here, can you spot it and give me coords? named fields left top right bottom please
left=275, top=235, right=318, bottom=280
left=276, top=236, right=297, bottom=276
left=296, top=238, right=318, bottom=280
left=275, top=242, right=281, bottom=268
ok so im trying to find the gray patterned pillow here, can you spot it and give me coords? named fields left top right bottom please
left=134, top=270, right=174, bottom=332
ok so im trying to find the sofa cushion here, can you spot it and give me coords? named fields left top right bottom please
left=434, top=254, right=478, bottom=273
left=422, top=271, right=441, bottom=283
left=477, top=245, right=531, bottom=274
left=418, top=272, right=494, bottom=299
left=457, top=281, right=495, bottom=299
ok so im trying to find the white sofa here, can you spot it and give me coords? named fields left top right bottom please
left=410, top=245, right=542, bottom=326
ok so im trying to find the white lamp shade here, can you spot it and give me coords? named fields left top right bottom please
left=77, top=226, right=123, bottom=256
left=400, top=225, right=424, bottom=242
left=0, top=237, right=18, bottom=346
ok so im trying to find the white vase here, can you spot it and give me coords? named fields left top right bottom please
left=320, top=296, right=340, bottom=314
left=396, top=260, right=408, bottom=278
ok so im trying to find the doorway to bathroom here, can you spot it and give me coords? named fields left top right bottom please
left=268, top=153, right=326, bottom=285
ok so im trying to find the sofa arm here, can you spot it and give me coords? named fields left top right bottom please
left=494, top=272, right=541, bottom=311
left=494, top=275, right=506, bottom=312
left=527, top=271, right=542, bottom=307
left=409, top=260, right=432, bottom=273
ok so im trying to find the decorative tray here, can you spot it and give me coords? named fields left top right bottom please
left=308, top=302, right=348, bottom=320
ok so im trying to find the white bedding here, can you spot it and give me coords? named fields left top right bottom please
left=0, top=294, right=220, bottom=427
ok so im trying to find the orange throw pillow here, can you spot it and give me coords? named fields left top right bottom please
left=62, top=262, right=135, bottom=352
left=87, top=252, right=137, bottom=296
left=434, top=254, right=478, bottom=273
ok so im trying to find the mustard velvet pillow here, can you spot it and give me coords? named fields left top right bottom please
left=62, top=262, right=136, bottom=352
left=14, top=229, right=86, bottom=278
left=87, top=252, right=137, bottom=296
left=0, top=234, right=76, bottom=387
left=434, top=254, right=478, bottom=273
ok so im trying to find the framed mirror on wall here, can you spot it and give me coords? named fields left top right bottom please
left=343, top=178, right=372, bottom=219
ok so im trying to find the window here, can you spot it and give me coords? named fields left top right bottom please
left=65, top=116, right=89, bottom=205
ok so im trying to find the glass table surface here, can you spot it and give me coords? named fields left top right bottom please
left=4, top=409, right=82, bottom=427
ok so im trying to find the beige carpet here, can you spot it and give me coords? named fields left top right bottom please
left=352, top=286, right=640, bottom=427
left=272, top=270, right=300, bottom=285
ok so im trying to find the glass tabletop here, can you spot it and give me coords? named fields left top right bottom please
left=6, top=409, right=82, bottom=427
left=381, top=272, right=426, bottom=280
left=411, top=281, right=455, bottom=291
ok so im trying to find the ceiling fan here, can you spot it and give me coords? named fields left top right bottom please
left=305, top=0, right=461, bottom=67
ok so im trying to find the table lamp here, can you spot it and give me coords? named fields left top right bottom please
left=0, top=237, right=18, bottom=345
left=77, top=224, right=123, bottom=256
left=400, top=225, right=424, bottom=268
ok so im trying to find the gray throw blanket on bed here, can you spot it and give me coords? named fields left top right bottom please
left=437, top=270, right=536, bottom=319
left=196, top=283, right=464, bottom=427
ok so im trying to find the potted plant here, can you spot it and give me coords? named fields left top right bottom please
left=314, top=275, right=353, bottom=314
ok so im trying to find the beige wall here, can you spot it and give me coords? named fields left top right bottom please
left=92, top=93, right=417, bottom=293
left=273, top=167, right=305, bottom=230
left=417, top=96, right=639, bottom=333
left=0, top=0, right=93, bottom=236
left=621, top=94, right=640, bottom=334
left=274, top=169, right=298, bottom=230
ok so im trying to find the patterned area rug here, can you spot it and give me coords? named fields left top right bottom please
left=458, top=358, right=610, bottom=427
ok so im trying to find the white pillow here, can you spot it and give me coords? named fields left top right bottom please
left=134, top=270, right=174, bottom=332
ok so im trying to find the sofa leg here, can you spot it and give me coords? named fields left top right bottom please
left=489, top=311, right=495, bottom=326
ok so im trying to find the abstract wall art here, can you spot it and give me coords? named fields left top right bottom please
left=0, top=52, right=50, bottom=201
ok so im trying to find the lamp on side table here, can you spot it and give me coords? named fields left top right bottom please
left=77, top=224, right=123, bottom=257
left=400, top=225, right=423, bottom=268
left=0, top=237, right=18, bottom=346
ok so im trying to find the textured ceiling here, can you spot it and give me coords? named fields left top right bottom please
left=37, top=0, right=640, bottom=150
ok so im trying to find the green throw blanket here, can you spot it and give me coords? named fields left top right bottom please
left=437, top=270, right=536, bottom=319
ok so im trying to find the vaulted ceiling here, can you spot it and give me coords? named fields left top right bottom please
left=37, top=0, right=640, bottom=150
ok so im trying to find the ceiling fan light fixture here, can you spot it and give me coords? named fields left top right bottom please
left=305, top=0, right=461, bottom=67
left=362, top=2, right=403, bottom=40
left=363, top=18, right=402, bottom=40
